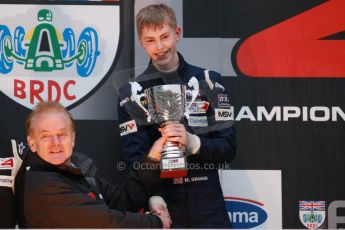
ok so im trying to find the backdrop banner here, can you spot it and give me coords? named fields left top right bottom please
left=1, top=0, right=344, bottom=228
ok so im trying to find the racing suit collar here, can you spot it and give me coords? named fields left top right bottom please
left=146, top=52, right=188, bottom=79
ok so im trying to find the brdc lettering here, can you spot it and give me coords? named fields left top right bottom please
left=14, top=79, right=76, bottom=105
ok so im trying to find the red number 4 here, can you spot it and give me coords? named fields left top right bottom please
left=1, top=158, right=14, bottom=168
left=236, top=0, right=345, bottom=77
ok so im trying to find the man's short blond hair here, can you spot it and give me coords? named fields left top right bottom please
left=26, top=101, right=75, bottom=136
left=136, top=4, right=177, bottom=37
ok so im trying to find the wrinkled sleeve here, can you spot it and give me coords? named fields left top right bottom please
left=97, top=156, right=161, bottom=212
left=117, top=85, right=164, bottom=210
left=24, top=171, right=162, bottom=228
left=117, top=84, right=153, bottom=165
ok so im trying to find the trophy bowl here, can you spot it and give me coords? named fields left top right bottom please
left=145, top=84, right=186, bottom=124
left=130, top=77, right=199, bottom=178
left=145, top=84, right=187, bottom=178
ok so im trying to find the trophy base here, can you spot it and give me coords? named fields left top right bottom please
left=160, top=156, right=187, bottom=178
left=160, top=141, right=184, bottom=158
left=160, top=169, right=188, bottom=178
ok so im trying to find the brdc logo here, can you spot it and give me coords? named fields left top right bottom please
left=299, top=200, right=326, bottom=229
left=1, top=9, right=100, bottom=76
left=0, top=4, right=120, bottom=109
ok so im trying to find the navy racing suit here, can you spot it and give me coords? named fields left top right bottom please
left=118, top=53, right=236, bottom=228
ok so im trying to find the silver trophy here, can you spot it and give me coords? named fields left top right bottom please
left=131, top=77, right=199, bottom=178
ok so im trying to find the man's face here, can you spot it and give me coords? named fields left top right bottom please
left=27, top=111, right=75, bottom=165
left=139, top=24, right=181, bottom=71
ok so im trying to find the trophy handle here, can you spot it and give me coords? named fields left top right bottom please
left=184, top=77, right=199, bottom=118
left=130, top=81, right=151, bottom=122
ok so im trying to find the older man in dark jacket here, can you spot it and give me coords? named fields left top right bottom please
left=15, top=101, right=171, bottom=228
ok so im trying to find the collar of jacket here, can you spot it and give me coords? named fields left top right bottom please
left=27, top=151, right=97, bottom=177
left=146, top=52, right=188, bottom=77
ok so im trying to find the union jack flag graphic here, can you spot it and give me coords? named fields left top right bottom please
left=299, top=201, right=325, bottom=211
left=173, top=177, right=184, bottom=184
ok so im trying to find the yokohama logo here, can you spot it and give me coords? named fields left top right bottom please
left=236, top=0, right=345, bottom=77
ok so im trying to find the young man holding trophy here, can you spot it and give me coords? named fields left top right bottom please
left=118, top=3, right=236, bottom=228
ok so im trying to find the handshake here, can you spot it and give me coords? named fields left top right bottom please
left=148, top=196, right=172, bottom=228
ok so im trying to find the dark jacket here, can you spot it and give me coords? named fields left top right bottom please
left=0, top=139, right=25, bottom=228
left=118, top=53, right=236, bottom=228
left=15, top=151, right=163, bottom=228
